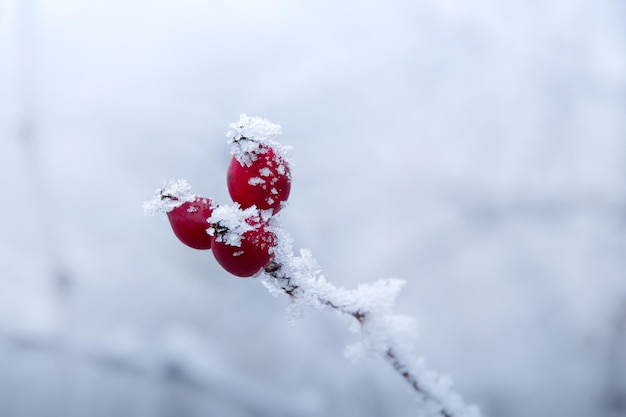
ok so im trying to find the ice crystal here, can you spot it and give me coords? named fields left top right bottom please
left=248, top=177, right=265, bottom=186
left=227, top=114, right=282, bottom=144
left=142, top=178, right=196, bottom=216
left=227, top=114, right=292, bottom=167
left=207, top=204, right=259, bottom=247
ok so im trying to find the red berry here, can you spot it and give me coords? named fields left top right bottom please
left=211, top=219, right=276, bottom=277
left=227, top=145, right=291, bottom=214
left=166, top=197, right=215, bottom=250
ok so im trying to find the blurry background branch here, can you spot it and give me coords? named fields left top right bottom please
left=0, top=326, right=306, bottom=417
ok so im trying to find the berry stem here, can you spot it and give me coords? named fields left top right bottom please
left=232, top=135, right=256, bottom=144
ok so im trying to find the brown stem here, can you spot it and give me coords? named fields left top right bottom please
left=263, top=262, right=455, bottom=417
left=233, top=135, right=256, bottom=144
left=160, top=193, right=176, bottom=201
left=385, top=348, right=453, bottom=417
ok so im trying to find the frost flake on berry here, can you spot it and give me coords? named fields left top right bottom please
left=142, top=178, right=197, bottom=216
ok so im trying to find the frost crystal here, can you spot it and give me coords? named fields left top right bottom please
left=207, top=204, right=258, bottom=247
left=142, top=178, right=196, bottom=216
left=227, top=114, right=282, bottom=144
left=248, top=177, right=265, bottom=186
left=227, top=114, right=292, bottom=167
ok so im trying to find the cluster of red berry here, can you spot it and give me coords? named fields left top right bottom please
left=149, top=118, right=291, bottom=278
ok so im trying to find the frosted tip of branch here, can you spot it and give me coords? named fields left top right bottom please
left=142, top=178, right=196, bottom=216
left=340, top=278, right=407, bottom=316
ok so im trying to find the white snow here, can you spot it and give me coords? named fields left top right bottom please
left=142, top=178, right=196, bottom=216
left=248, top=177, right=265, bottom=186
left=227, top=114, right=282, bottom=144
left=207, top=204, right=259, bottom=247
left=227, top=114, right=293, bottom=167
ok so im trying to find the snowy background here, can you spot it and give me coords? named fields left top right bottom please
left=1, top=0, right=625, bottom=416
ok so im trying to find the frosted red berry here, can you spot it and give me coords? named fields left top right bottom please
left=165, top=197, right=215, bottom=250
left=227, top=145, right=291, bottom=214
left=211, top=220, right=276, bottom=277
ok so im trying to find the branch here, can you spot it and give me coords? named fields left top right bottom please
left=262, top=250, right=481, bottom=417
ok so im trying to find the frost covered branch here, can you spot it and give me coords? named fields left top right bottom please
left=261, top=225, right=481, bottom=417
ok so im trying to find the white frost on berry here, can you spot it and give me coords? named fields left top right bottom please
left=142, top=178, right=196, bottom=216
left=227, top=114, right=293, bottom=167
left=227, top=114, right=282, bottom=144
left=248, top=177, right=265, bottom=186
left=207, top=204, right=258, bottom=247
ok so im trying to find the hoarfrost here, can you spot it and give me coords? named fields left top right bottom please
left=227, top=114, right=292, bottom=167
left=142, top=178, right=196, bottom=216
left=207, top=204, right=258, bottom=247
left=261, top=222, right=482, bottom=417
left=227, top=114, right=282, bottom=144
left=248, top=177, right=265, bottom=186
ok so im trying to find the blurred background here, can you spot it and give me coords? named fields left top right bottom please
left=1, top=0, right=625, bottom=416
